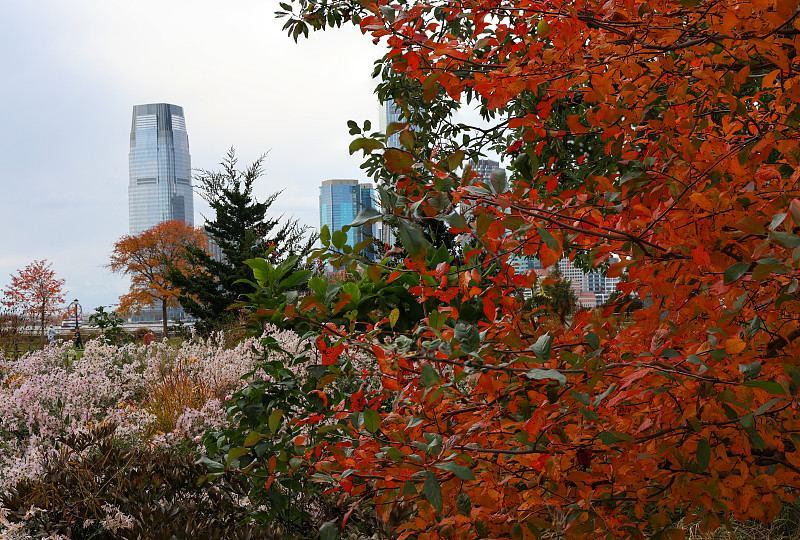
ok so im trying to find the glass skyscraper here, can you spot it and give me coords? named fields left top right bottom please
left=320, top=179, right=381, bottom=259
left=379, top=100, right=404, bottom=149
left=128, top=103, right=193, bottom=235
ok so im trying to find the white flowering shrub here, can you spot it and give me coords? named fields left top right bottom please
left=0, top=326, right=304, bottom=538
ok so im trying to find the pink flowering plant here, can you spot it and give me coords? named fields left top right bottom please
left=0, top=325, right=305, bottom=538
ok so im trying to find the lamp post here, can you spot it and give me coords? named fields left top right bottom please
left=71, top=299, right=82, bottom=330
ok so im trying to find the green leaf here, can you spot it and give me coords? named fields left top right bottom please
left=320, top=225, right=331, bottom=247
left=456, top=492, right=472, bottom=516
left=195, top=455, right=224, bottom=473
left=428, top=310, right=444, bottom=331
left=396, top=219, right=429, bottom=259
left=332, top=229, right=348, bottom=249
left=446, top=149, right=466, bottom=171
left=243, top=431, right=263, bottom=447
left=403, top=480, right=418, bottom=496
left=435, top=461, right=475, bottom=481
left=741, top=380, right=787, bottom=395
left=755, top=396, right=784, bottom=416
left=245, top=258, right=272, bottom=285
left=598, top=431, right=616, bottom=446
left=422, top=472, right=443, bottom=513
left=790, top=200, right=800, bottom=227
left=738, top=361, right=762, bottom=379
left=227, top=447, right=249, bottom=467
left=585, top=331, right=600, bottom=350
left=348, top=137, right=384, bottom=155
left=442, top=211, right=468, bottom=230
left=421, top=363, right=441, bottom=387
left=771, top=231, right=800, bottom=248
left=536, top=19, right=550, bottom=35
left=454, top=322, right=480, bottom=353
left=537, top=227, right=559, bottom=250
left=279, top=270, right=312, bottom=291
left=724, top=262, right=750, bottom=283
left=532, top=333, right=552, bottom=361
left=696, top=438, right=710, bottom=472
left=769, top=213, right=787, bottom=231
left=490, top=169, right=508, bottom=194
left=525, top=368, right=567, bottom=386
left=389, top=307, right=400, bottom=329
left=268, top=409, right=283, bottom=434
left=351, top=207, right=383, bottom=227
left=363, top=408, right=381, bottom=433
left=319, top=521, right=339, bottom=540
left=308, top=276, right=327, bottom=296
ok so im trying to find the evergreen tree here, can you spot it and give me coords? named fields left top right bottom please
left=168, top=148, right=315, bottom=334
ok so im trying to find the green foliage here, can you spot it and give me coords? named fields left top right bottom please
left=199, top=333, right=355, bottom=536
left=89, top=306, right=127, bottom=345
left=532, top=268, right=578, bottom=324
left=167, top=148, right=316, bottom=335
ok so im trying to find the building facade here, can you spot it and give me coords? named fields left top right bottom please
left=128, top=103, right=193, bottom=235
left=509, top=255, right=620, bottom=307
left=473, top=159, right=502, bottom=183
left=320, top=179, right=382, bottom=259
left=379, top=100, right=405, bottom=149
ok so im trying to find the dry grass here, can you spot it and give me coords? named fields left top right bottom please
left=141, top=366, right=214, bottom=436
left=680, top=507, right=800, bottom=540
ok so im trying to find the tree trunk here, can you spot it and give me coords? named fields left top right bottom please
left=162, top=297, right=168, bottom=338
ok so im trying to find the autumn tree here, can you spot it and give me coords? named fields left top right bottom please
left=1, top=260, right=66, bottom=339
left=110, top=220, right=208, bottom=336
left=167, top=148, right=315, bottom=334
left=199, top=1, right=800, bottom=539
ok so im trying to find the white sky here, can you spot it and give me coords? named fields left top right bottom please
left=0, top=0, right=383, bottom=312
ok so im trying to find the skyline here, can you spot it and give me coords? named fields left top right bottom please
left=0, top=1, right=381, bottom=312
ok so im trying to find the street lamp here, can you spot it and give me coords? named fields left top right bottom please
left=71, top=299, right=82, bottom=330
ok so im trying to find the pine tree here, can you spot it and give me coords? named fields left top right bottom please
left=168, top=148, right=315, bottom=334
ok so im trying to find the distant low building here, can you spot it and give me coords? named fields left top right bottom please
left=510, top=255, right=620, bottom=307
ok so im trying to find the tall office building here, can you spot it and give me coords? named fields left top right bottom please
left=320, top=180, right=382, bottom=259
left=473, top=159, right=502, bottom=183
left=129, top=103, right=193, bottom=235
left=379, top=100, right=404, bottom=149
left=127, top=103, right=193, bottom=323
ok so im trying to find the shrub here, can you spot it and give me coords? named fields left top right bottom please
left=0, top=423, right=273, bottom=539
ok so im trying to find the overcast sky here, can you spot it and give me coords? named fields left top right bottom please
left=0, top=0, right=383, bottom=313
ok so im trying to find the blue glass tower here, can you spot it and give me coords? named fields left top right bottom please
left=319, top=179, right=379, bottom=257
left=128, top=103, right=193, bottom=235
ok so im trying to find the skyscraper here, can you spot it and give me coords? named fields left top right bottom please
left=379, top=100, right=404, bottom=149
left=319, top=179, right=381, bottom=259
left=473, top=159, right=502, bottom=183
left=128, top=103, right=193, bottom=235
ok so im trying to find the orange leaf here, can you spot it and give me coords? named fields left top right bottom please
left=539, top=244, right=560, bottom=268
left=725, top=338, right=747, bottom=355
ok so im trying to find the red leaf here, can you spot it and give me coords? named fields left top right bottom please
left=482, top=296, right=497, bottom=322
